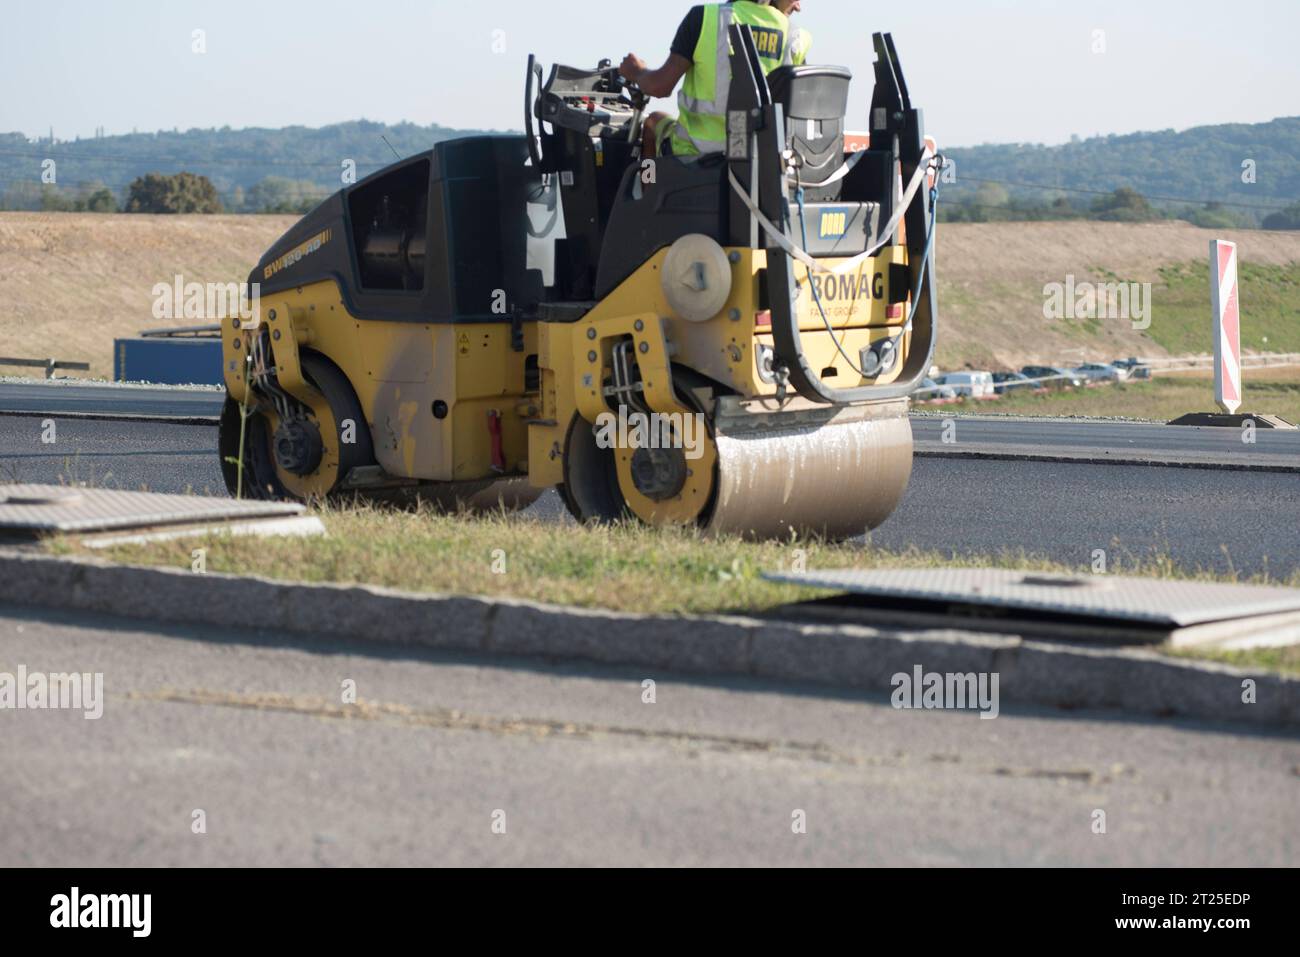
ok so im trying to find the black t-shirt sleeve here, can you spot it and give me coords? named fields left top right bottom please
left=670, top=6, right=706, bottom=60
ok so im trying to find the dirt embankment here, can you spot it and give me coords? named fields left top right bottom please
left=0, top=213, right=295, bottom=378
left=2, top=213, right=1299, bottom=378
left=936, top=221, right=1300, bottom=369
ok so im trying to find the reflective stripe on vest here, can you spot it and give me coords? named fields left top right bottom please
left=672, top=1, right=808, bottom=156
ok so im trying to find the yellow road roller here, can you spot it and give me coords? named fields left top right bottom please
left=218, top=29, right=939, bottom=539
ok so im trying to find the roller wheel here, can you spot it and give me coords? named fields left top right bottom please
left=218, top=351, right=374, bottom=501
left=559, top=371, right=718, bottom=529
left=218, top=395, right=287, bottom=500
left=557, top=411, right=634, bottom=525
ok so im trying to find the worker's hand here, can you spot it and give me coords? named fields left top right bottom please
left=619, top=54, right=646, bottom=85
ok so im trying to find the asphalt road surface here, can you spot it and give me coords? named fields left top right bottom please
left=912, top=414, right=1300, bottom=470
left=2, top=604, right=1295, bottom=867
left=2, top=413, right=1298, bottom=577
left=2, top=381, right=1298, bottom=467
left=0, top=380, right=223, bottom=419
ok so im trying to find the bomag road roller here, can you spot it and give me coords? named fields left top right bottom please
left=218, top=29, right=939, bottom=539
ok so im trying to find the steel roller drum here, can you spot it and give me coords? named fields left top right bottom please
left=706, top=400, right=913, bottom=540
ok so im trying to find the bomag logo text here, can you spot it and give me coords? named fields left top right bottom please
left=263, top=229, right=332, bottom=281
left=808, top=271, right=885, bottom=302
left=819, top=211, right=848, bottom=238
left=751, top=27, right=784, bottom=59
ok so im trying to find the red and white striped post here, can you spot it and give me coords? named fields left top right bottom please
left=1210, top=239, right=1241, bottom=414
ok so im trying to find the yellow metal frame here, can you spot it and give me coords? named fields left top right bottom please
left=221, top=280, right=536, bottom=494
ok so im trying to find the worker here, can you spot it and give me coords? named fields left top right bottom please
left=620, top=0, right=811, bottom=158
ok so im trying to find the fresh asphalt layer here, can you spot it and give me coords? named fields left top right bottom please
left=2, top=603, right=1295, bottom=866
left=2, top=411, right=1298, bottom=577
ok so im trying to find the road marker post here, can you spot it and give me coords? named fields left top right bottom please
left=1210, top=239, right=1241, bottom=414
left=1167, top=241, right=1297, bottom=428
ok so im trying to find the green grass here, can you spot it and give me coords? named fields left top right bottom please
left=1168, top=645, right=1300, bottom=676
left=53, top=505, right=1077, bottom=616
left=46, top=504, right=1300, bottom=675
left=1148, top=260, right=1300, bottom=356
left=965, top=369, right=1300, bottom=422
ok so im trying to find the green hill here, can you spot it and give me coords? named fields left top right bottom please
left=2, top=115, right=1298, bottom=222
left=0, top=120, right=495, bottom=213
left=942, top=116, right=1300, bottom=227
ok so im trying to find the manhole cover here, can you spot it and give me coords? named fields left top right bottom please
left=763, top=567, right=1300, bottom=648
left=0, top=483, right=303, bottom=532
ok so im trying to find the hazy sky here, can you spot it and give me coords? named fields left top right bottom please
left=2, top=0, right=1297, bottom=147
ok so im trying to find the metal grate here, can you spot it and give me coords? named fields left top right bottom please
left=764, top=567, right=1300, bottom=645
left=0, top=484, right=303, bottom=533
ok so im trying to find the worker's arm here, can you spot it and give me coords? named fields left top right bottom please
left=619, top=53, right=691, bottom=98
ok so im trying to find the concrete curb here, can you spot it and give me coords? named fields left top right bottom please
left=0, top=550, right=1294, bottom=728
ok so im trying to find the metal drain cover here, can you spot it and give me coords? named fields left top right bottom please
left=763, top=567, right=1300, bottom=648
left=0, top=483, right=309, bottom=536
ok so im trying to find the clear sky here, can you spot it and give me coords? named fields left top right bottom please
left=2, top=0, right=1297, bottom=148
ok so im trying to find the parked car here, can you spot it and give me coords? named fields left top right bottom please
left=1020, top=365, right=1084, bottom=390
left=937, top=371, right=995, bottom=398
left=1074, top=362, right=1127, bottom=383
left=915, top=377, right=957, bottom=400
left=1113, top=357, right=1153, bottom=379
left=992, top=371, right=1044, bottom=395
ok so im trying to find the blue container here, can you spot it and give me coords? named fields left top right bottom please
left=114, top=338, right=224, bottom=386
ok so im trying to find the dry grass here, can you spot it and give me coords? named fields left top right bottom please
left=0, top=212, right=294, bottom=378
left=56, top=503, right=1074, bottom=615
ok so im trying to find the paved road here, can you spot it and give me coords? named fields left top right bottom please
left=2, top=382, right=1297, bottom=468
left=2, top=604, right=1295, bottom=867
left=0, top=380, right=223, bottom=419
left=913, top=414, right=1300, bottom=471
left=0, top=416, right=225, bottom=496
left=2, top=415, right=1298, bottom=576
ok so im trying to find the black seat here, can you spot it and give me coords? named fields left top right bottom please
left=767, top=65, right=852, bottom=199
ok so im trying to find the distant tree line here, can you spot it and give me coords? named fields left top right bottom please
left=941, top=116, right=1300, bottom=228
left=0, top=120, right=462, bottom=214
left=1, top=171, right=326, bottom=214
left=937, top=183, right=1291, bottom=229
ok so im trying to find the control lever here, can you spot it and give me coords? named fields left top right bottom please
left=626, top=85, right=648, bottom=147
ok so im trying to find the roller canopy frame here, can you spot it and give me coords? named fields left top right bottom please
left=726, top=28, right=938, bottom=405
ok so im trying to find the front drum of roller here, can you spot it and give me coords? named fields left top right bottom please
left=705, top=408, right=913, bottom=541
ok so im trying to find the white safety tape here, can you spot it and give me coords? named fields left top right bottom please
left=727, top=148, right=933, bottom=275
left=807, top=145, right=868, bottom=188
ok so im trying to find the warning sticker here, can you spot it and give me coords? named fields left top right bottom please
left=458, top=332, right=470, bottom=356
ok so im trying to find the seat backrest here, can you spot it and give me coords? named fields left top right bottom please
left=767, top=65, right=852, bottom=195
